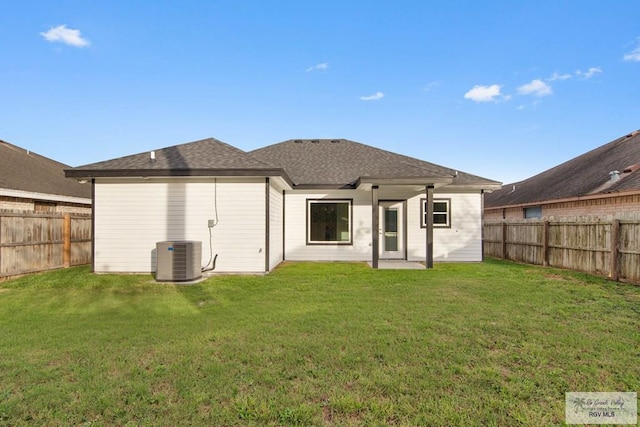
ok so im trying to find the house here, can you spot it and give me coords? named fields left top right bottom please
left=1, top=139, right=91, bottom=213
left=485, top=130, right=640, bottom=220
left=65, top=137, right=501, bottom=273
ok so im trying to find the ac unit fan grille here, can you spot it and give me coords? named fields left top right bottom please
left=156, top=241, right=202, bottom=281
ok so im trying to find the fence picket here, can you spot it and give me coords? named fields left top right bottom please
left=0, top=211, right=91, bottom=279
left=484, top=218, right=640, bottom=284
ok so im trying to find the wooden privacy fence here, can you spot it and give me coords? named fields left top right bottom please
left=0, top=211, right=92, bottom=278
left=484, top=219, right=640, bottom=284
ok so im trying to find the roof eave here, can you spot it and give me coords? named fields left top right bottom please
left=355, top=176, right=454, bottom=190
left=0, top=187, right=92, bottom=205
left=65, top=168, right=294, bottom=188
left=484, top=188, right=640, bottom=210
left=449, top=183, right=503, bottom=192
left=291, top=183, right=356, bottom=190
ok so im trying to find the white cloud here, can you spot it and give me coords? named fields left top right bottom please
left=517, top=100, right=542, bottom=111
left=575, top=67, right=602, bottom=79
left=547, top=72, right=572, bottom=81
left=517, top=79, right=552, bottom=97
left=463, top=84, right=504, bottom=103
left=423, top=81, right=441, bottom=92
left=359, top=91, right=384, bottom=101
left=306, top=62, right=328, bottom=72
left=40, top=25, right=89, bottom=47
left=623, top=39, right=640, bottom=62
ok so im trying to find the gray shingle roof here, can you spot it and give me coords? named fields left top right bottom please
left=70, top=138, right=278, bottom=172
left=250, top=139, right=500, bottom=188
left=66, top=137, right=501, bottom=189
left=485, top=130, right=640, bottom=208
left=0, top=139, right=91, bottom=200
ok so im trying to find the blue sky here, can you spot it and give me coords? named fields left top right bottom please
left=2, top=1, right=639, bottom=184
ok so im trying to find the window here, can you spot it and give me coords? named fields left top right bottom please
left=524, top=206, right=542, bottom=219
left=420, top=198, right=451, bottom=228
left=307, top=199, right=352, bottom=244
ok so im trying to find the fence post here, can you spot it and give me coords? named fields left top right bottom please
left=501, top=221, right=507, bottom=260
left=542, top=221, right=549, bottom=267
left=0, top=213, right=3, bottom=275
left=610, top=219, right=619, bottom=281
left=63, top=214, right=71, bottom=268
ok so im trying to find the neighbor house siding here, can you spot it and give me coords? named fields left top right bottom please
left=0, top=195, right=90, bottom=214
left=0, top=196, right=33, bottom=212
left=268, top=182, right=284, bottom=271
left=407, top=192, right=483, bottom=262
left=283, top=190, right=372, bottom=261
left=93, top=177, right=266, bottom=273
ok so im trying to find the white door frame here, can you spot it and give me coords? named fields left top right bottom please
left=378, top=200, right=406, bottom=259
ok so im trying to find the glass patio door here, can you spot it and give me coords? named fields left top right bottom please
left=379, top=201, right=405, bottom=259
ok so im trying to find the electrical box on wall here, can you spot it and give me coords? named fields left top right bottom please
left=155, top=241, right=202, bottom=281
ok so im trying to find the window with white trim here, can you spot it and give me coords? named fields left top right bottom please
left=420, top=198, right=451, bottom=228
left=307, top=199, right=352, bottom=244
left=524, top=206, right=542, bottom=219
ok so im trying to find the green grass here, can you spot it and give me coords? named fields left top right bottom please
left=0, top=259, right=638, bottom=426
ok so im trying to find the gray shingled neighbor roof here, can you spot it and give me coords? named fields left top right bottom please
left=0, top=139, right=91, bottom=199
left=485, top=130, right=640, bottom=208
left=66, top=137, right=501, bottom=189
left=251, top=139, right=500, bottom=188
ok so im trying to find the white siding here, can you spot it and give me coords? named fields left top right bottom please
left=94, top=178, right=267, bottom=273
left=284, top=190, right=373, bottom=261
left=268, top=182, right=284, bottom=271
left=407, top=192, right=483, bottom=262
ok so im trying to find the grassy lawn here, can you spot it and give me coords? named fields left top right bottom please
left=0, top=259, right=638, bottom=426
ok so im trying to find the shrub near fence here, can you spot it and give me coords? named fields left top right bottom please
left=0, top=211, right=91, bottom=278
left=484, top=218, right=640, bottom=284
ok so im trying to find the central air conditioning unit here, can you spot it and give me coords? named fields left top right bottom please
left=156, top=240, right=202, bottom=282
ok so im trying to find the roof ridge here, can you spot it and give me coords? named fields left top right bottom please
left=1, top=139, right=72, bottom=168
left=130, top=137, right=278, bottom=168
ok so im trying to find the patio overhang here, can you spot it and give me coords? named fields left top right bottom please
left=370, top=183, right=436, bottom=270
left=356, top=176, right=453, bottom=191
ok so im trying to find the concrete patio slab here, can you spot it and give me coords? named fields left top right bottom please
left=368, top=260, right=426, bottom=270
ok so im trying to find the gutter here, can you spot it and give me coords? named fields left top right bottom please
left=64, top=168, right=295, bottom=189
left=485, top=189, right=640, bottom=211
left=0, top=188, right=91, bottom=205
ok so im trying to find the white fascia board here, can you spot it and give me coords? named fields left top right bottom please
left=0, top=188, right=92, bottom=205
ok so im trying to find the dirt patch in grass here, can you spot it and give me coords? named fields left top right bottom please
left=544, top=273, right=569, bottom=281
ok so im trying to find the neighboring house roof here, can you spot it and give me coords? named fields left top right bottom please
left=66, top=137, right=501, bottom=190
left=0, top=139, right=91, bottom=202
left=485, top=129, right=640, bottom=208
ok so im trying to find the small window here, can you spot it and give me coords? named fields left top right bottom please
left=524, top=206, right=542, bottom=219
left=307, top=199, right=352, bottom=244
left=421, top=198, right=451, bottom=228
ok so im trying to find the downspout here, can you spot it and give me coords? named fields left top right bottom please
left=91, top=179, right=96, bottom=273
